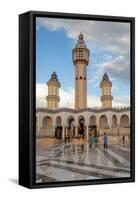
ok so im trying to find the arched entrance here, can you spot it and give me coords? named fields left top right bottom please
left=111, top=115, right=118, bottom=136
left=89, top=115, right=97, bottom=136
left=66, top=116, right=75, bottom=139
left=120, top=115, right=130, bottom=137
left=90, top=115, right=96, bottom=126
left=41, top=116, right=53, bottom=137
left=99, top=115, right=109, bottom=135
left=78, top=115, right=85, bottom=139
left=120, top=115, right=129, bottom=126
left=55, top=116, right=62, bottom=139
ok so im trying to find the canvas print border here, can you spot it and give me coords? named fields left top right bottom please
left=19, top=11, right=135, bottom=189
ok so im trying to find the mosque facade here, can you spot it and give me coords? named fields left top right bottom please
left=36, top=33, right=130, bottom=142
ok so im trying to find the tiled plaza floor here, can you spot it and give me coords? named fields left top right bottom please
left=36, top=140, right=130, bottom=183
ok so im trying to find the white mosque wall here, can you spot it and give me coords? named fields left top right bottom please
left=36, top=108, right=130, bottom=140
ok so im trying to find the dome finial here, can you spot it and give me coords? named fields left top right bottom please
left=103, top=72, right=109, bottom=81
left=49, top=71, right=59, bottom=81
left=79, top=32, right=83, bottom=40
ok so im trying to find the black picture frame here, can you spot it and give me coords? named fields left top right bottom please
left=19, top=10, right=135, bottom=189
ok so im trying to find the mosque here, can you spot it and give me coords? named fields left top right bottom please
left=36, top=33, right=130, bottom=142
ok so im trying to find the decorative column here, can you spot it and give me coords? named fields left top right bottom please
left=86, top=125, right=89, bottom=141
left=117, top=116, right=120, bottom=136
left=53, top=125, right=56, bottom=138
left=62, top=126, right=65, bottom=141
left=109, top=120, right=112, bottom=135
left=75, top=126, right=78, bottom=137
left=96, top=116, right=99, bottom=136
left=118, top=124, right=120, bottom=136
left=36, top=115, right=42, bottom=138
left=64, top=126, right=66, bottom=138
left=37, top=126, right=40, bottom=138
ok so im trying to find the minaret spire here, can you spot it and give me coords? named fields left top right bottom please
left=72, top=33, right=89, bottom=109
left=46, top=72, right=60, bottom=109
left=100, top=72, right=113, bottom=108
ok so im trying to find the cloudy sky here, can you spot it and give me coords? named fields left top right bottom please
left=36, top=17, right=130, bottom=109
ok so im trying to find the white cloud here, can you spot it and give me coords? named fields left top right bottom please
left=36, top=17, right=130, bottom=83
left=36, top=83, right=75, bottom=108
left=113, top=96, right=130, bottom=107
left=59, top=87, right=74, bottom=108
left=87, top=94, right=101, bottom=107
left=36, top=83, right=130, bottom=109
left=97, top=55, right=130, bottom=81
left=36, top=18, right=130, bottom=108
left=36, top=83, right=47, bottom=108
left=36, top=18, right=130, bottom=42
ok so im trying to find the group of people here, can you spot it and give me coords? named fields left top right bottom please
left=89, top=132, right=108, bottom=150
left=64, top=127, right=126, bottom=148
left=89, top=133, right=126, bottom=149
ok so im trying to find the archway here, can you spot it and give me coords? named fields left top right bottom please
left=90, top=115, right=96, bottom=126
left=112, top=115, right=117, bottom=127
left=78, top=115, right=85, bottom=138
left=55, top=116, right=62, bottom=139
left=99, top=115, right=109, bottom=136
left=42, top=116, right=53, bottom=137
left=120, top=115, right=129, bottom=127
left=66, top=116, right=75, bottom=139
left=111, top=115, right=118, bottom=136
left=89, top=115, right=97, bottom=136
left=99, top=115, right=108, bottom=128
left=119, top=114, right=130, bottom=137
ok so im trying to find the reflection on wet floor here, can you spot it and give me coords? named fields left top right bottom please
left=36, top=143, right=130, bottom=183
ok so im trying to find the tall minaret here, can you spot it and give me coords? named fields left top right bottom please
left=46, top=72, right=60, bottom=109
left=72, top=33, right=89, bottom=109
left=100, top=72, right=113, bottom=108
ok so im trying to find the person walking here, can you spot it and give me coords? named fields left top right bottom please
left=103, top=132, right=108, bottom=149
left=94, top=133, right=98, bottom=148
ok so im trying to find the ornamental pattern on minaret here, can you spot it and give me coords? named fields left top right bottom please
left=100, top=72, right=113, bottom=108
left=46, top=72, right=60, bottom=110
left=72, top=33, right=89, bottom=110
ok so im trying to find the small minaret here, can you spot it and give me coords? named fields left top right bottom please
left=46, top=72, right=60, bottom=109
left=100, top=73, right=113, bottom=108
left=72, top=33, right=89, bottom=109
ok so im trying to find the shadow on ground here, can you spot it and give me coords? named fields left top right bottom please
left=8, top=178, right=18, bottom=185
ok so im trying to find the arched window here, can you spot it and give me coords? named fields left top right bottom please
left=80, top=76, right=82, bottom=79
left=79, top=49, right=83, bottom=58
